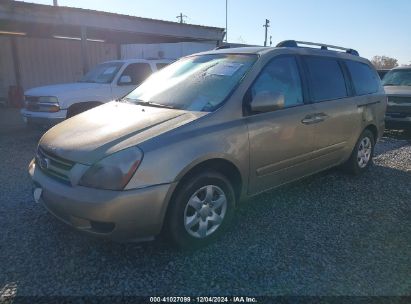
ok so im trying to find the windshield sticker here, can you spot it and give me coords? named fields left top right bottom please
left=103, top=67, right=117, bottom=75
left=207, top=63, right=243, bottom=76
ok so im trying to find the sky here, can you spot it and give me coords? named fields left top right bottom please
left=24, top=0, right=411, bottom=65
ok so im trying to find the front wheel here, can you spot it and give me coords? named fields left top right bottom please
left=344, top=129, right=375, bottom=175
left=164, top=171, right=235, bottom=249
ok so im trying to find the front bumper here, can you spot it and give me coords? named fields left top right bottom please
left=21, top=109, right=67, bottom=126
left=29, top=160, right=177, bottom=241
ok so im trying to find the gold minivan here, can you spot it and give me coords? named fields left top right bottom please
left=29, top=40, right=386, bottom=248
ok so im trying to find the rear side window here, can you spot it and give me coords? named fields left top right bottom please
left=346, top=61, right=379, bottom=95
left=304, top=57, right=348, bottom=102
left=119, top=63, right=153, bottom=85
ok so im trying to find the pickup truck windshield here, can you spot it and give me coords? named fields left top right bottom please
left=125, top=54, right=257, bottom=112
left=382, top=69, right=411, bottom=86
left=79, top=62, right=124, bottom=84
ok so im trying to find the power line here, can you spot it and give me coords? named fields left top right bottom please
left=225, top=0, right=228, bottom=42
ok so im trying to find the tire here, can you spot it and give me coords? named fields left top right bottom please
left=344, top=129, right=375, bottom=175
left=164, top=170, right=236, bottom=250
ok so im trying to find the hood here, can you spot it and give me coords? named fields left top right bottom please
left=384, top=86, right=411, bottom=96
left=25, top=82, right=108, bottom=97
left=39, top=101, right=207, bottom=164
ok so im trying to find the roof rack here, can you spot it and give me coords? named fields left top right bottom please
left=276, top=40, right=359, bottom=56
left=215, top=45, right=231, bottom=50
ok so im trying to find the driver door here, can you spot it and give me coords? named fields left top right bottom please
left=246, top=56, right=318, bottom=195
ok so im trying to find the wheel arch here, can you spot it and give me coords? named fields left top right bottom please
left=364, top=124, right=378, bottom=141
left=172, top=158, right=243, bottom=204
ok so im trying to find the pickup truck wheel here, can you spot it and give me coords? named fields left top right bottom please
left=344, top=129, right=375, bottom=175
left=164, top=171, right=235, bottom=250
left=67, top=102, right=101, bottom=118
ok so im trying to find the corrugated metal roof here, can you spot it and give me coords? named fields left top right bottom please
left=11, top=1, right=224, bottom=31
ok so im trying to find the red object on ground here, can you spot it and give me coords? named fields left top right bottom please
left=8, top=86, right=24, bottom=108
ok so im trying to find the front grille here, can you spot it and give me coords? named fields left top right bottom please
left=36, top=147, right=75, bottom=184
left=388, top=96, right=411, bottom=104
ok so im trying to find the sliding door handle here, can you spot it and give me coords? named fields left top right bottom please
left=301, top=113, right=326, bottom=125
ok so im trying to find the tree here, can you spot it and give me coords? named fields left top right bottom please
left=371, top=56, right=399, bottom=69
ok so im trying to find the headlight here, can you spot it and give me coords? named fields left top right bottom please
left=38, top=96, right=60, bottom=112
left=79, top=147, right=143, bottom=190
left=38, top=96, right=58, bottom=104
left=26, top=96, right=60, bottom=112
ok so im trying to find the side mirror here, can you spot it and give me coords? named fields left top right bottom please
left=250, top=91, right=285, bottom=113
left=118, top=75, right=132, bottom=85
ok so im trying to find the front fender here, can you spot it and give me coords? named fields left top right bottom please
left=125, top=119, right=250, bottom=191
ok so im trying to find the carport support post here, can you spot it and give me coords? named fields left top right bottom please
left=10, top=37, right=21, bottom=88
left=80, top=26, right=89, bottom=74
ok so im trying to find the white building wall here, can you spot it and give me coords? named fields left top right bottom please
left=121, top=42, right=216, bottom=60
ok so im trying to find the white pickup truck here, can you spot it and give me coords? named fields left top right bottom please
left=21, top=58, right=172, bottom=126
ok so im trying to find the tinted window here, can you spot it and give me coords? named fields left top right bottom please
left=120, top=63, right=153, bottom=85
left=305, top=57, right=347, bottom=102
left=250, top=56, right=303, bottom=111
left=346, top=61, right=379, bottom=95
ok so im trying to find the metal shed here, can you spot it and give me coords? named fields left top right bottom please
left=0, top=1, right=225, bottom=103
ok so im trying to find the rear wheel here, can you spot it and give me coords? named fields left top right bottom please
left=344, top=129, right=375, bottom=175
left=164, top=171, right=235, bottom=249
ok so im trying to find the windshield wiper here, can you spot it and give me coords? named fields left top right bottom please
left=123, top=98, right=175, bottom=109
left=383, top=83, right=396, bottom=86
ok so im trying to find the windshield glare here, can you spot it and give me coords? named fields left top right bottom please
left=382, top=69, right=411, bottom=86
left=124, top=54, right=257, bottom=112
left=79, top=62, right=124, bottom=84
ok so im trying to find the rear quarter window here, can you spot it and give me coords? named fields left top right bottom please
left=346, top=61, right=379, bottom=95
left=304, top=57, right=348, bottom=102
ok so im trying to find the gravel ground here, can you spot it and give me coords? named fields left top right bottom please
left=0, top=108, right=410, bottom=297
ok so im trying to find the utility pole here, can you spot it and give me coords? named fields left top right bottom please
left=225, top=0, right=228, bottom=42
left=53, top=0, right=58, bottom=5
left=263, top=19, right=270, bottom=47
left=269, top=35, right=272, bottom=46
left=176, top=13, right=187, bottom=23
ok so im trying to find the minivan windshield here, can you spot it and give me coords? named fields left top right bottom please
left=124, top=54, right=257, bottom=112
left=79, top=62, right=124, bottom=84
left=382, top=69, right=411, bottom=86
